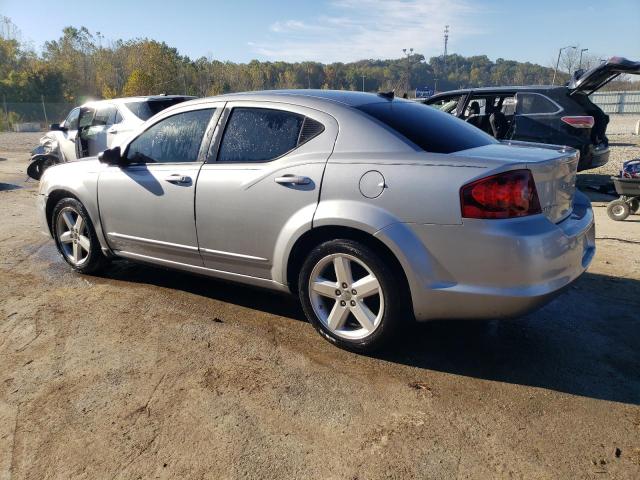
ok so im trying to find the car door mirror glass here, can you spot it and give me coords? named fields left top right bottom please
left=49, top=123, right=66, bottom=132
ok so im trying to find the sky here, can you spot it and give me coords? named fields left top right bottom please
left=1, top=0, right=639, bottom=66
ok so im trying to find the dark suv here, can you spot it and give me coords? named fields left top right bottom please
left=423, top=57, right=639, bottom=171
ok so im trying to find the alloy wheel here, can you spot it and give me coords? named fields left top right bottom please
left=56, top=207, right=91, bottom=266
left=308, top=253, right=385, bottom=340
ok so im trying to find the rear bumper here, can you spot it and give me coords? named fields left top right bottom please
left=376, top=191, right=595, bottom=321
left=579, top=143, right=609, bottom=170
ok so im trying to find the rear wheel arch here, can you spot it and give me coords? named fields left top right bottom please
left=286, top=225, right=411, bottom=301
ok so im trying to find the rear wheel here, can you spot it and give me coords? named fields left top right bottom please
left=52, top=198, right=108, bottom=273
left=298, top=239, right=406, bottom=352
left=607, top=199, right=630, bottom=221
left=629, top=197, right=639, bottom=214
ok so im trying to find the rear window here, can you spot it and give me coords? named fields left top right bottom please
left=126, top=98, right=190, bottom=121
left=356, top=101, right=497, bottom=154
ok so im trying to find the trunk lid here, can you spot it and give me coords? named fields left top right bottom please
left=568, top=57, right=640, bottom=95
left=456, top=142, right=579, bottom=223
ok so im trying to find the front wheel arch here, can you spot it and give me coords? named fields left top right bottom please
left=46, top=189, right=80, bottom=236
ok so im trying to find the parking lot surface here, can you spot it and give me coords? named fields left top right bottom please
left=1, top=132, right=639, bottom=479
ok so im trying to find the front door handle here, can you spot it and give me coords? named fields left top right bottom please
left=274, top=175, right=311, bottom=185
left=164, top=174, right=191, bottom=184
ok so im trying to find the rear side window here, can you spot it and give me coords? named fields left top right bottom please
left=217, top=108, right=305, bottom=163
left=126, top=109, right=214, bottom=164
left=357, top=101, right=497, bottom=154
left=126, top=98, right=190, bottom=121
left=516, top=93, right=559, bottom=115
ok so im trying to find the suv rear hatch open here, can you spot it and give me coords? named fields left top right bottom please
left=568, top=57, right=640, bottom=95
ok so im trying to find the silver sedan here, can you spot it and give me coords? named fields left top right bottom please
left=37, top=90, right=595, bottom=351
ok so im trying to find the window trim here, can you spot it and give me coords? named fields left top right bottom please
left=515, top=92, right=563, bottom=117
left=211, top=106, right=315, bottom=165
left=122, top=107, right=219, bottom=166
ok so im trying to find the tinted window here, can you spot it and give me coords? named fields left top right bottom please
left=356, top=101, right=497, bottom=154
left=218, top=108, right=304, bottom=163
left=93, top=104, right=117, bottom=126
left=63, top=108, right=80, bottom=130
left=126, top=109, right=214, bottom=164
left=126, top=98, right=190, bottom=121
left=517, top=93, right=558, bottom=114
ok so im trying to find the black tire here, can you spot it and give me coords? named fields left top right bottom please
left=298, top=239, right=408, bottom=353
left=629, top=197, right=639, bottom=214
left=52, top=197, right=108, bottom=273
left=606, top=199, right=630, bottom=221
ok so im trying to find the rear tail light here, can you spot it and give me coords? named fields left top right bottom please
left=561, top=115, right=594, bottom=129
left=461, top=169, right=541, bottom=219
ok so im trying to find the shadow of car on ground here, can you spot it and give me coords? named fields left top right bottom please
left=94, top=259, right=640, bottom=406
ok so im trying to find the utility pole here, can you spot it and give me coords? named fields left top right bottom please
left=402, top=47, right=413, bottom=94
left=362, top=75, right=365, bottom=92
left=579, top=48, right=588, bottom=70
left=553, top=45, right=576, bottom=85
left=41, top=95, right=48, bottom=126
left=443, top=25, right=449, bottom=69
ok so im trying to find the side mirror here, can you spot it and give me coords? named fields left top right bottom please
left=49, top=123, right=66, bottom=132
left=98, top=146, right=123, bottom=165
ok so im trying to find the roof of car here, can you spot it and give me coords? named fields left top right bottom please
left=178, top=89, right=398, bottom=110
left=428, top=85, right=566, bottom=97
left=82, top=95, right=195, bottom=107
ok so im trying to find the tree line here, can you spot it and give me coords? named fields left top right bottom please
left=1, top=16, right=637, bottom=107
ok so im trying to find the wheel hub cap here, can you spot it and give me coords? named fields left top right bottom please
left=308, top=253, right=384, bottom=340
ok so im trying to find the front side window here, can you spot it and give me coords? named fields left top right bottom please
left=357, top=101, right=497, bottom=154
left=427, top=95, right=462, bottom=114
left=92, top=104, right=117, bottom=127
left=217, top=108, right=304, bottom=163
left=63, top=108, right=80, bottom=130
left=516, top=93, right=559, bottom=115
left=126, top=109, right=214, bottom=164
left=463, top=97, right=487, bottom=118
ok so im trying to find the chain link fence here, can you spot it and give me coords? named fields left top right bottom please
left=0, top=99, right=75, bottom=132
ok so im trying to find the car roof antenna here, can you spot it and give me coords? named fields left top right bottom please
left=377, top=90, right=395, bottom=100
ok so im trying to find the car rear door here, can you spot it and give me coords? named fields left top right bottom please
left=512, top=92, right=564, bottom=144
left=195, top=101, right=338, bottom=280
left=98, top=104, right=222, bottom=266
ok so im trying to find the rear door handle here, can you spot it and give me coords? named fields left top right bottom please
left=274, top=175, right=311, bottom=185
left=164, top=174, right=191, bottom=184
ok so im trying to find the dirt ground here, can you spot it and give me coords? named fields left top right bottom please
left=1, top=131, right=639, bottom=479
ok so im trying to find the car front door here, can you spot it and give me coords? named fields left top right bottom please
left=97, top=105, right=220, bottom=266
left=58, top=107, right=80, bottom=161
left=195, top=102, right=338, bottom=280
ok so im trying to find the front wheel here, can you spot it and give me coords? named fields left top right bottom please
left=298, top=239, right=407, bottom=352
left=52, top=198, right=108, bottom=273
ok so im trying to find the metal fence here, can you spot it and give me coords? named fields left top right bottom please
left=0, top=101, right=75, bottom=132
left=590, top=90, right=640, bottom=114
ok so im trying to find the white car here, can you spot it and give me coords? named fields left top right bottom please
left=43, top=95, right=194, bottom=162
